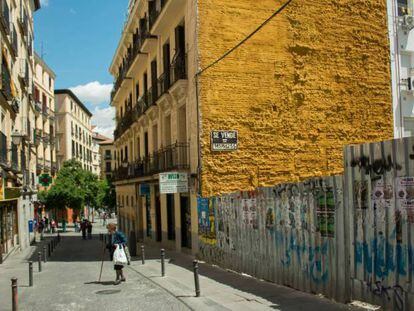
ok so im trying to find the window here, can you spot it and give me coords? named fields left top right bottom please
left=126, top=196, right=129, bottom=207
left=106, top=161, right=111, bottom=172
left=72, top=140, right=75, bottom=157
left=398, top=0, right=409, bottom=16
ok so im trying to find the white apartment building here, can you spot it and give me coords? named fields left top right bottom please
left=55, top=89, right=93, bottom=171
left=388, top=0, right=414, bottom=137
left=91, top=129, right=110, bottom=177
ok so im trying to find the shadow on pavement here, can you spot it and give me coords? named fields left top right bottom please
left=84, top=281, right=115, bottom=286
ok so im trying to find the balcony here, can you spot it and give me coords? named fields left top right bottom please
left=104, top=153, right=112, bottom=160
left=43, top=134, right=50, bottom=144
left=42, top=106, right=49, bottom=117
left=36, top=158, right=44, bottom=172
left=114, top=108, right=136, bottom=140
left=10, top=24, right=18, bottom=57
left=0, top=0, right=10, bottom=35
left=44, top=160, right=51, bottom=172
left=49, top=112, right=55, bottom=122
left=157, top=71, right=170, bottom=99
left=170, top=52, right=187, bottom=85
left=113, top=142, right=189, bottom=181
left=34, top=101, right=42, bottom=114
left=1, top=62, right=12, bottom=101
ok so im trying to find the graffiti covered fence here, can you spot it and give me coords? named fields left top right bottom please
left=198, top=137, right=414, bottom=310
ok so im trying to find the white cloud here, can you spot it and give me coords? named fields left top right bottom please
left=40, top=0, right=49, bottom=6
left=70, top=81, right=113, bottom=106
left=91, top=106, right=115, bottom=139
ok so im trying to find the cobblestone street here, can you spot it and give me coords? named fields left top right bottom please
left=0, top=220, right=361, bottom=311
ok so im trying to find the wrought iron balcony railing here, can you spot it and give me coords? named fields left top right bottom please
left=170, top=52, right=187, bottom=84
left=149, top=0, right=169, bottom=30
left=157, top=71, right=170, bottom=99
left=1, top=62, right=12, bottom=100
left=113, top=142, right=189, bottom=181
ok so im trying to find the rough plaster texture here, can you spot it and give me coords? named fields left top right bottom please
left=197, top=0, right=393, bottom=196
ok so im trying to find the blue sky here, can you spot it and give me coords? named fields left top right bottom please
left=35, top=0, right=129, bottom=137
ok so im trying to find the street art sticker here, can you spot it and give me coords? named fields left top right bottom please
left=316, top=188, right=335, bottom=237
left=198, top=197, right=216, bottom=244
left=396, top=177, right=414, bottom=223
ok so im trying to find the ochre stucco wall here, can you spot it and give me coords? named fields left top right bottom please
left=198, top=0, right=393, bottom=196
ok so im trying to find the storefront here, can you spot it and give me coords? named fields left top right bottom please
left=0, top=199, right=18, bottom=261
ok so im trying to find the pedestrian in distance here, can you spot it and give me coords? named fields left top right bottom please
left=62, top=218, right=67, bottom=233
left=80, top=220, right=87, bottom=240
left=102, top=213, right=107, bottom=226
left=106, top=223, right=128, bottom=285
left=44, top=217, right=49, bottom=233
left=87, top=220, right=93, bottom=239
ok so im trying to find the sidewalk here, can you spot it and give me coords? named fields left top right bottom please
left=128, top=245, right=358, bottom=311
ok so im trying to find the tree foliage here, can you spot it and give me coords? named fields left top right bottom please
left=40, top=160, right=103, bottom=211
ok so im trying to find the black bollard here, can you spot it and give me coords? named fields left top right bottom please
left=43, top=246, right=47, bottom=263
left=28, top=262, right=33, bottom=287
left=37, top=252, right=42, bottom=272
left=161, top=249, right=165, bottom=277
left=0, top=245, right=3, bottom=264
left=58, top=233, right=61, bottom=242
left=141, top=245, right=145, bottom=265
left=193, top=260, right=201, bottom=297
left=48, top=243, right=51, bottom=257
left=11, top=278, right=18, bottom=311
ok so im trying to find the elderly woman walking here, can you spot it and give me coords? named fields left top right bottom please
left=106, top=223, right=128, bottom=285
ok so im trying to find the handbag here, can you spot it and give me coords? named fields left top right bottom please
left=112, top=244, right=128, bottom=265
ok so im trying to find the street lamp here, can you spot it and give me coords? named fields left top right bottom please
left=11, top=130, right=24, bottom=146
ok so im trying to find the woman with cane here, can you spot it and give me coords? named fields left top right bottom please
left=106, top=223, right=128, bottom=285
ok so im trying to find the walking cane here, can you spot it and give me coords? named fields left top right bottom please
left=98, top=243, right=106, bottom=282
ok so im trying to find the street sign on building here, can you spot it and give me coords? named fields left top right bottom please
left=139, top=183, right=151, bottom=196
left=159, top=172, right=188, bottom=194
left=211, top=130, right=238, bottom=151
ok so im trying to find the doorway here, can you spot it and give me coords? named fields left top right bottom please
left=155, top=187, right=162, bottom=242
left=167, top=194, right=175, bottom=240
left=180, top=195, right=191, bottom=249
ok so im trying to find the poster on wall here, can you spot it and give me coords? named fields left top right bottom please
left=371, top=178, right=393, bottom=224
left=242, top=198, right=258, bottom=229
left=396, top=177, right=414, bottom=223
left=197, top=197, right=216, bottom=244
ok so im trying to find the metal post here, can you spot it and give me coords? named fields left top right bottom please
left=161, top=249, right=165, bottom=277
left=28, top=262, right=33, bottom=287
left=48, top=243, right=51, bottom=257
left=43, top=246, right=47, bottom=263
left=40, top=232, right=44, bottom=241
left=11, top=278, right=18, bottom=311
left=141, top=245, right=145, bottom=265
left=193, top=260, right=200, bottom=297
left=58, top=233, right=60, bottom=242
left=0, top=244, right=3, bottom=264
left=37, top=252, right=42, bottom=272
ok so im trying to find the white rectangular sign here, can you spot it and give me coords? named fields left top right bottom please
left=159, top=172, right=188, bottom=194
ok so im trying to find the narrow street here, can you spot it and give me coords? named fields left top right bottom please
left=0, top=219, right=360, bottom=311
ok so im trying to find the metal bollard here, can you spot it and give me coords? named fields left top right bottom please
left=141, top=245, right=145, bottom=265
left=193, top=260, right=201, bottom=297
left=28, top=262, right=33, bottom=287
left=161, top=249, right=165, bottom=277
left=58, top=233, right=61, bottom=242
left=48, top=243, right=51, bottom=257
left=43, top=246, right=47, bottom=263
left=11, top=278, right=18, bottom=311
left=38, top=252, right=42, bottom=272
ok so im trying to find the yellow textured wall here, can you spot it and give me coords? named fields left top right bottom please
left=198, top=0, right=393, bottom=196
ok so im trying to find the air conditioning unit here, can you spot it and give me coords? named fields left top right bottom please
left=402, top=15, right=414, bottom=31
